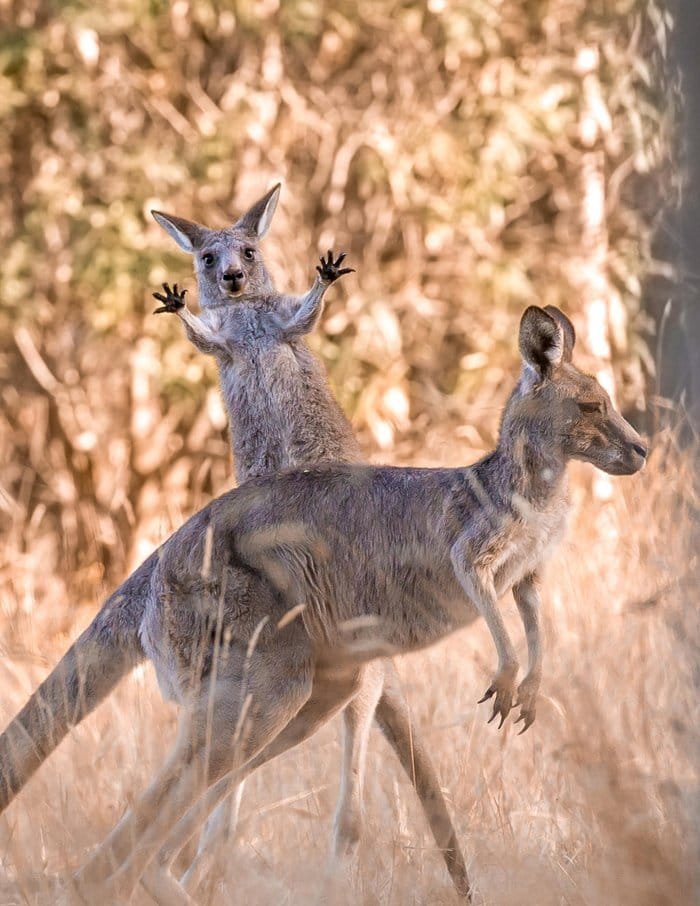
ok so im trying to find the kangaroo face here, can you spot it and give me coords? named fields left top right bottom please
left=553, top=366, right=647, bottom=475
left=152, top=183, right=281, bottom=310
left=193, top=230, right=269, bottom=306
left=515, top=305, right=648, bottom=477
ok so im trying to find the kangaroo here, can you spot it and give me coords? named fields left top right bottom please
left=0, top=188, right=469, bottom=901
left=55, top=304, right=647, bottom=903
left=147, top=187, right=467, bottom=897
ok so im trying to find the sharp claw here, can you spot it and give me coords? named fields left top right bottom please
left=153, top=306, right=167, bottom=313
left=152, top=293, right=166, bottom=302
left=477, top=687, right=495, bottom=704
left=336, top=252, right=346, bottom=265
left=487, top=708, right=499, bottom=725
left=514, top=712, right=525, bottom=724
left=498, top=712, right=507, bottom=729
left=173, top=283, right=178, bottom=294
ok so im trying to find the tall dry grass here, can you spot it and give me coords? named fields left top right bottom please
left=0, top=436, right=696, bottom=905
left=0, top=1, right=696, bottom=904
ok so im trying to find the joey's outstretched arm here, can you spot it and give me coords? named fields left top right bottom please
left=153, top=283, right=225, bottom=356
left=276, top=251, right=354, bottom=340
left=512, top=573, right=542, bottom=733
left=450, top=538, right=519, bottom=728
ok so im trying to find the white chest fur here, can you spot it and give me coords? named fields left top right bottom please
left=492, top=492, right=570, bottom=596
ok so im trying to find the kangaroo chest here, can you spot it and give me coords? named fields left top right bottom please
left=489, top=497, right=569, bottom=596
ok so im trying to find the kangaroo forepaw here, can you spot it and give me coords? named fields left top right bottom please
left=316, top=250, right=355, bottom=284
left=153, top=282, right=187, bottom=314
left=513, top=673, right=540, bottom=734
left=478, top=667, right=517, bottom=729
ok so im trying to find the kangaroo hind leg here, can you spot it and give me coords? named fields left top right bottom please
left=75, top=633, right=314, bottom=902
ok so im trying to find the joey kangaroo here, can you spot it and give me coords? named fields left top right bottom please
left=147, top=186, right=467, bottom=898
left=55, top=304, right=646, bottom=903
left=0, top=188, right=469, bottom=902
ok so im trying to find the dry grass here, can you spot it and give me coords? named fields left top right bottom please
left=0, top=2, right=694, bottom=903
left=0, top=437, right=696, bottom=906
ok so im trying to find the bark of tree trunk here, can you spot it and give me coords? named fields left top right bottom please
left=666, top=0, right=700, bottom=432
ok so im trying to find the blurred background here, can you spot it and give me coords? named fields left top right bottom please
left=0, top=2, right=698, bottom=904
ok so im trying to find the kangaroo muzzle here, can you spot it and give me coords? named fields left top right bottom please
left=618, top=437, right=648, bottom=475
left=222, top=269, right=246, bottom=294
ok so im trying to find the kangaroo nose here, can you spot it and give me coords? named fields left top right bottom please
left=223, top=270, right=244, bottom=283
left=630, top=441, right=648, bottom=460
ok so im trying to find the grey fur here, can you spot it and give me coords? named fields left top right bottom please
left=65, top=304, right=647, bottom=903
left=147, top=195, right=464, bottom=896
left=0, top=188, right=469, bottom=900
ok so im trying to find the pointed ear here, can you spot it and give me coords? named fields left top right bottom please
left=543, top=305, right=575, bottom=362
left=518, top=306, right=565, bottom=376
left=233, top=183, right=281, bottom=239
left=151, top=211, right=208, bottom=253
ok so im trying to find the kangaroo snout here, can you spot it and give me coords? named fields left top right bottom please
left=621, top=437, right=648, bottom=474
left=222, top=268, right=246, bottom=294
left=607, top=423, right=648, bottom=476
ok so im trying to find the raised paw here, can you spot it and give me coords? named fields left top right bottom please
left=477, top=666, right=518, bottom=729
left=153, top=282, right=187, bottom=314
left=316, top=250, right=355, bottom=284
left=513, top=672, right=540, bottom=735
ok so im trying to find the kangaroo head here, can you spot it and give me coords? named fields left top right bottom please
left=152, top=184, right=281, bottom=308
left=509, top=305, right=647, bottom=476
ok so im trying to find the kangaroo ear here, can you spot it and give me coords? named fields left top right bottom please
left=543, top=305, right=575, bottom=362
left=234, top=183, right=281, bottom=238
left=151, top=211, right=208, bottom=253
left=518, top=306, right=565, bottom=376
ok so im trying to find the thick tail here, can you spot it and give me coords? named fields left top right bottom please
left=0, top=553, right=155, bottom=813
left=375, top=663, right=472, bottom=901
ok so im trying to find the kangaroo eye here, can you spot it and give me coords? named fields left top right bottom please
left=243, top=248, right=255, bottom=260
left=578, top=401, right=604, bottom=415
left=202, top=253, right=215, bottom=267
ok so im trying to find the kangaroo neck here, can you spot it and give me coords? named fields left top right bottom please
left=493, top=426, right=568, bottom=510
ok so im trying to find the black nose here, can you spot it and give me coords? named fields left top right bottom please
left=630, top=441, right=648, bottom=459
left=223, top=270, right=244, bottom=283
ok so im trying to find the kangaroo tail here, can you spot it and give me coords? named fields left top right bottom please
left=0, top=553, right=156, bottom=813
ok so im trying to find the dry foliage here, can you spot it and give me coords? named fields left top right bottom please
left=0, top=1, right=696, bottom=904
left=0, top=442, right=697, bottom=905
left=0, top=0, right=675, bottom=594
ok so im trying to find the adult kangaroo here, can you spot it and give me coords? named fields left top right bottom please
left=0, top=186, right=469, bottom=902
left=26, top=304, right=645, bottom=904
left=147, top=185, right=467, bottom=898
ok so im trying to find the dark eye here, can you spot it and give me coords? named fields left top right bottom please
left=243, top=248, right=255, bottom=260
left=202, top=253, right=215, bottom=267
left=578, top=401, right=604, bottom=415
